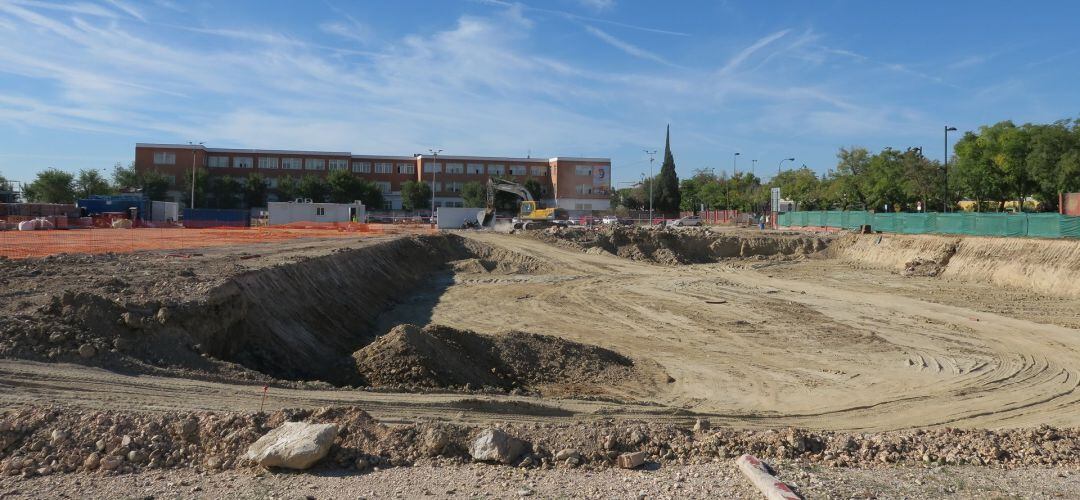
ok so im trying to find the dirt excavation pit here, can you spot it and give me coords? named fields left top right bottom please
left=0, top=233, right=651, bottom=400
left=530, top=225, right=831, bottom=264
left=353, top=324, right=660, bottom=398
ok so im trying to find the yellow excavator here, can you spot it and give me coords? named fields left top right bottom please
left=478, top=178, right=567, bottom=230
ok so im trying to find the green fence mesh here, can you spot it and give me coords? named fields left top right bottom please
left=778, top=211, right=1080, bottom=239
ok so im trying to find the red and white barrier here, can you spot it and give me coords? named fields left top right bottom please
left=735, top=454, right=802, bottom=500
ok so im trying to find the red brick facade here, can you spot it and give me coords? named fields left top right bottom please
left=135, top=144, right=611, bottom=210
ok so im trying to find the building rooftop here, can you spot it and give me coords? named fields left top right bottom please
left=137, top=144, right=609, bottom=163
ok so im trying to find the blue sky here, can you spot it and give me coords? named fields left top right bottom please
left=1, top=0, right=1079, bottom=187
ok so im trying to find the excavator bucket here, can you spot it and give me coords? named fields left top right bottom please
left=478, top=209, right=495, bottom=227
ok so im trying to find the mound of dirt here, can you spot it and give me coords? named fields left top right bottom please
left=352, top=324, right=646, bottom=396
left=532, top=226, right=829, bottom=265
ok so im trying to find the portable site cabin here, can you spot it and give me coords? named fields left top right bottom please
left=267, top=200, right=366, bottom=225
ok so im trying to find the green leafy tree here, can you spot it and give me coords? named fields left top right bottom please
left=244, top=173, right=268, bottom=208
left=901, top=148, right=942, bottom=212
left=770, top=167, right=822, bottom=210
left=832, top=147, right=871, bottom=209
left=462, top=181, right=486, bottom=208
left=356, top=180, right=385, bottom=210
left=698, top=181, right=726, bottom=210
left=653, top=125, right=681, bottom=213
left=0, top=174, right=14, bottom=203
left=327, top=169, right=365, bottom=204
left=75, top=169, right=112, bottom=198
left=112, top=162, right=140, bottom=192
left=679, top=177, right=702, bottom=212
left=298, top=175, right=330, bottom=202
left=23, top=169, right=76, bottom=203
left=277, top=175, right=298, bottom=202
left=177, top=168, right=210, bottom=208
left=522, top=178, right=544, bottom=202
left=401, top=180, right=432, bottom=211
left=208, top=176, right=242, bottom=209
left=140, top=170, right=171, bottom=201
left=954, top=131, right=1008, bottom=211
left=1025, top=121, right=1076, bottom=211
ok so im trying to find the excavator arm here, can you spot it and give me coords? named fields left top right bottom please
left=478, top=178, right=534, bottom=227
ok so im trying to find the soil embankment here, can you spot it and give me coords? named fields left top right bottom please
left=531, top=226, right=830, bottom=264
left=829, top=233, right=1080, bottom=296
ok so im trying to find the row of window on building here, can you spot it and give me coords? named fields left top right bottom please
left=203, top=175, right=394, bottom=194
left=421, top=163, right=549, bottom=177
left=155, top=153, right=601, bottom=179
left=153, top=152, right=416, bottom=174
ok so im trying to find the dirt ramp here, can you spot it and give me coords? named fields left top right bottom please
left=533, top=226, right=829, bottom=264
left=831, top=233, right=1080, bottom=296
left=353, top=324, right=656, bottom=398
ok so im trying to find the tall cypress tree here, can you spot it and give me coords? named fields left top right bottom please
left=655, top=124, right=681, bottom=212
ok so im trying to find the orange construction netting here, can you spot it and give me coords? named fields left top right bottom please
left=0, top=223, right=437, bottom=260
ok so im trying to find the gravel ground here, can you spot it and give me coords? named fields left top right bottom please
left=1, top=461, right=1077, bottom=499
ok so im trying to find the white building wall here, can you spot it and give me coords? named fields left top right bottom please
left=436, top=207, right=482, bottom=229
left=267, top=201, right=365, bottom=225
left=554, top=198, right=607, bottom=211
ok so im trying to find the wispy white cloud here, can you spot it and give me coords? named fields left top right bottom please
left=583, top=25, right=676, bottom=67
left=577, top=0, right=615, bottom=12
left=103, top=0, right=145, bottom=22
left=719, top=29, right=789, bottom=74
left=948, top=55, right=988, bottom=70
left=477, top=0, right=689, bottom=36
left=7, top=0, right=118, bottom=18
left=321, top=1, right=376, bottom=44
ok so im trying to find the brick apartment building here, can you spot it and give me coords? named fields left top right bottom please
left=134, top=143, right=611, bottom=211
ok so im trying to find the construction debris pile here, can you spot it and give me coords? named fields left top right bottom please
left=3, top=405, right=1078, bottom=480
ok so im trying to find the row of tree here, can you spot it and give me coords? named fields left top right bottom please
left=17, top=164, right=172, bottom=204
left=10, top=161, right=550, bottom=212
left=615, top=118, right=1080, bottom=214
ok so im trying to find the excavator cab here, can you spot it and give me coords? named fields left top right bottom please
left=519, top=200, right=537, bottom=217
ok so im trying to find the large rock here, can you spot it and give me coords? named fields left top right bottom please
left=246, top=422, right=338, bottom=470
left=470, top=428, right=526, bottom=464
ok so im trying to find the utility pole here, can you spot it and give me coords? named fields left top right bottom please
left=751, top=159, right=757, bottom=177
left=188, top=141, right=203, bottom=209
left=428, top=148, right=442, bottom=226
left=644, top=149, right=657, bottom=224
left=944, top=126, right=957, bottom=212
left=733, top=152, right=740, bottom=177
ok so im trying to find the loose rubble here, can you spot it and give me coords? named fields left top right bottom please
left=2, top=405, right=1078, bottom=481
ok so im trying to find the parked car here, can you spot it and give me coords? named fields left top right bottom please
left=667, top=216, right=702, bottom=227
left=601, top=215, right=619, bottom=225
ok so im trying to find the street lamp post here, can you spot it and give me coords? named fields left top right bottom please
left=733, top=152, right=740, bottom=177
left=644, top=149, right=657, bottom=224
left=188, top=141, right=203, bottom=209
left=428, top=148, right=442, bottom=226
left=751, top=159, right=757, bottom=177
left=944, top=126, right=957, bottom=212
left=777, top=157, right=795, bottom=178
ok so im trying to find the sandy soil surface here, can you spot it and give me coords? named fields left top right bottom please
left=2, top=227, right=1080, bottom=497
left=2, top=228, right=1079, bottom=430
left=2, top=461, right=1076, bottom=499
left=418, top=230, right=1080, bottom=431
